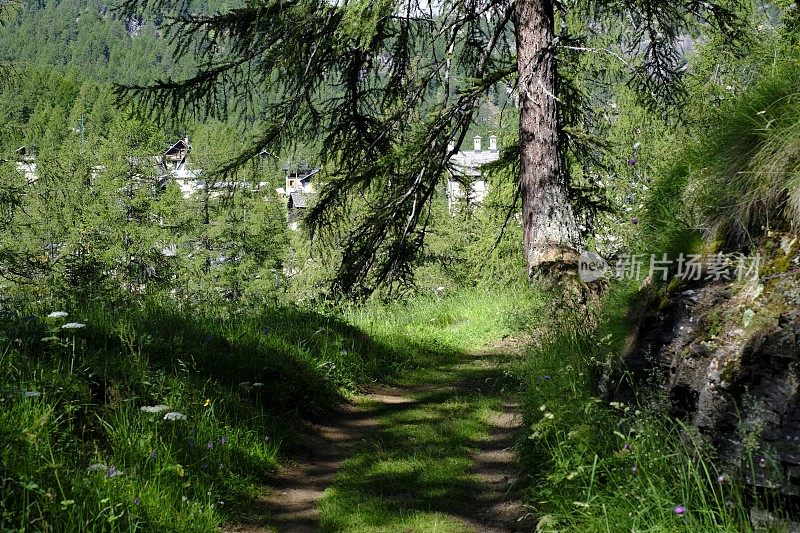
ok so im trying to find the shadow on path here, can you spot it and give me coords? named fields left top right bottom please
left=226, top=338, right=534, bottom=532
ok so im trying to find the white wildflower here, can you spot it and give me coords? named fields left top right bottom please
left=47, top=311, right=68, bottom=319
left=163, top=412, right=187, bottom=421
left=140, top=405, right=170, bottom=414
left=23, top=391, right=41, bottom=398
left=62, top=323, right=86, bottom=330
left=87, top=463, right=106, bottom=472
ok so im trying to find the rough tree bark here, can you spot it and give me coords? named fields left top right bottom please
left=515, top=0, right=583, bottom=280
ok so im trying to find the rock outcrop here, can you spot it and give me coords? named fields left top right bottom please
left=622, top=235, right=800, bottom=498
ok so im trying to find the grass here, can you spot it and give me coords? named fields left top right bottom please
left=319, top=391, right=496, bottom=532
left=651, top=53, right=800, bottom=252
left=320, top=284, right=545, bottom=531
left=0, top=293, right=409, bottom=532
left=517, top=282, right=758, bottom=531
left=0, top=282, right=542, bottom=532
left=0, top=273, right=780, bottom=532
left=346, top=284, right=542, bottom=353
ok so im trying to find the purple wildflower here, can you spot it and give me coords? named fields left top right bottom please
left=718, top=474, right=725, bottom=483
left=623, top=443, right=631, bottom=450
left=631, top=217, right=640, bottom=225
left=631, top=465, right=638, bottom=474
left=106, top=465, right=118, bottom=478
left=207, top=440, right=213, bottom=450
left=202, top=463, right=209, bottom=471
left=133, top=498, right=140, bottom=506
left=543, top=375, right=551, bottom=381
left=674, top=505, right=686, bottom=516
left=150, top=449, right=157, bottom=460
left=628, top=159, right=638, bottom=166
left=188, top=437, right=195, bottom=449
left=220, top=436, right=227, bottom=446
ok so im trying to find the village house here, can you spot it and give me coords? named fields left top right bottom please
left=275, top=163, right=320, bottom=229
left=446, top=134, right=500, bottom=214
left=160, top=138, right=204, bottom=197
left=14, top=146, right=38, bottom=184
left=161, top=138, right=273, bottom=198
left=284, top=163, right=319, bottom=195
left=164, top=138, right=189, bottom=171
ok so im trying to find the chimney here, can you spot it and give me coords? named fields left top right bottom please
left=489, top=135, right=497, bottom=152
left=473, top=135, right=482, bottom=152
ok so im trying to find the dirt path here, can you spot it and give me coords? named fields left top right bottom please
left=453, top=340, right=534, bottom=532
left=226, top=339, right=533, bottom=532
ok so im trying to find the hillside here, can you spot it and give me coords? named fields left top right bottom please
left=2, top=1, right=800, bottom=532
left=0, top=0, right=240, bottom=84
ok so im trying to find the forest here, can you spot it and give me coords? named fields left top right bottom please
left=1, top=0, right=800, bottom=531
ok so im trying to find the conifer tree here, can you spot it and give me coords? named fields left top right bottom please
left=91, top=115, right=167, bottom=295
left=185, top=121, right=288, bottom=304
left=117, top=0, right=743, bottom=296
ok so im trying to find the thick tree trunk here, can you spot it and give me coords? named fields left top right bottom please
left=515, top=0, right=582, bottom=279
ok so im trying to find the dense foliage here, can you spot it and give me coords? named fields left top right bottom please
left=516, top=10, right=800, bottom=530
left=1, top=0, right=800, bottom=531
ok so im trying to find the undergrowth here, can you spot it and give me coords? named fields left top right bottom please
left=523, top=42, right=800, bottom=533
left=0, top=283, right=537, bottom=532
left=519, top=282, right=762, bottom=531
left=649, top=51, right=800, bottom=252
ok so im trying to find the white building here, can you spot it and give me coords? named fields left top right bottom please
left=446, top=134, right=500, bottom=213
left=15, top=161, right=37, bottom=184
left=275, top=163, right=320, bottom=197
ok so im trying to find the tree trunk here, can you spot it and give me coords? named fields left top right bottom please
left=515, top=0, right=582, bottom=279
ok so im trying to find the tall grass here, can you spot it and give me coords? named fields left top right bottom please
left=0, top=293, right=411, bottom=531
left=519, top=282, right=756, bottom=531
left=659, top=57, right=800, bottom=249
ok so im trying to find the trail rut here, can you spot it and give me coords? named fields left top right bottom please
left=225, top=338, right=533, bottom=532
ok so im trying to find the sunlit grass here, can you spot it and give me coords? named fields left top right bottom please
left=320, top=287, right=541, bottom=531
left=347, top=282, right=544, bottom=353
left=519, top=283, right=757, bottom=532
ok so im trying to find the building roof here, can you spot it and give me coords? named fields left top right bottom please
left=283, top=164, right=321, bottom=180
left=165, top=138, right=190, bottom=157
left=448, top=149, right=500, bottom=178
left=299, top=168, right=320, bottom=182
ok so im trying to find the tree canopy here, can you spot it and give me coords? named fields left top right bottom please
left=118, top=0, right=747, bottom=298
